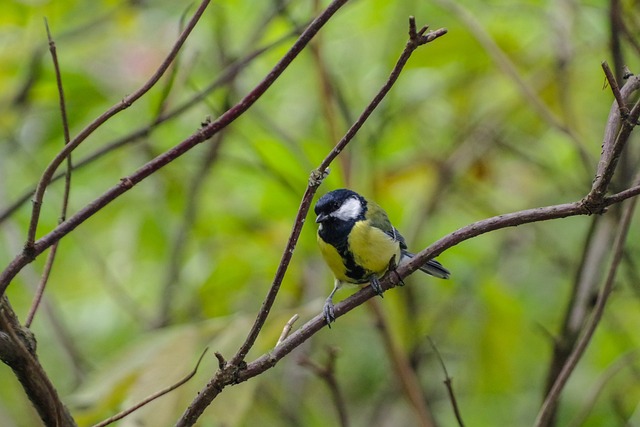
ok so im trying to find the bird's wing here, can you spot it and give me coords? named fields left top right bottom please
left=391, top=227, right=408, bottom=250
left=366, top=201, right=407, bottom=249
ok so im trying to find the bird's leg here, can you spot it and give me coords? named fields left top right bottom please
left=323, top=280, right=340, bottom=327
left=369, top=275, right=384, bottom=297
left=388, top=254, right=405, bottom=286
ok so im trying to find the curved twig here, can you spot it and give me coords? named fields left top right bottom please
left=92, top=348, right=208, bottom=427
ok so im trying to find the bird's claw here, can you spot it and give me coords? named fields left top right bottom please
left=387, top=254, right=404, bottom=286
left=323, top=298, right=336, bottom=327
left=393, top=269, right=405, bottom=286
left=370, top=276, right=384, bottom=297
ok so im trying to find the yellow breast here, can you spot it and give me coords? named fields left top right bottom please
left=348, top=220, right=401, bottom=276
left=317, top=233, right=351, bottom=282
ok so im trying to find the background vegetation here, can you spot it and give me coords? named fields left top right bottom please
left=0, top=0, right=639, bottom=426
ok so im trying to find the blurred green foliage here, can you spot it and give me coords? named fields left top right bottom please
left=1, top=0, right=639, bottom=426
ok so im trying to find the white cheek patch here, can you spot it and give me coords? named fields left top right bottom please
left=332, top=197, right=362, bottom=221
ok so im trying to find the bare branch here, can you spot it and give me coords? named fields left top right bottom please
left=0, top=297, right=76, bottom=426
left=25, top=19, right=74, bottom=328
left=601, top=61, right=628, bottom=116
left=276, top=314, right=299, bottom=347
left=0, top=32, right=295, bottom=225
left=587, top=75, right=640, bottom=207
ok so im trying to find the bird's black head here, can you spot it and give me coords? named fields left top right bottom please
left=314, top=189, right=366, bottom=225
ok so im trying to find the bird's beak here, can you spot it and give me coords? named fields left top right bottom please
left=316, top=213, right=328, bottom=223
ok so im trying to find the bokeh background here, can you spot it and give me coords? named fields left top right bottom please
left=1, top=0, right=639, bottom=426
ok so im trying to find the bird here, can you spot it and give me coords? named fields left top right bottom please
left=314, top=188, right=450, bottom=326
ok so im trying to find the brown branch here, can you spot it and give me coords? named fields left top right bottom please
left=25, top=19, right=73, bottom=328
left=276, top=314, right=299, bottom=347
left=587, top=75, right=640, bottom=207
left=0, top=297, right=77, bottom=426
left=230, top=16, right=447, bottom=371
left=539, top=68, right=640, bottom=426
left=124, top=175, right=639, bottom=427
left=23, top=0, right=212, bottom=253
left=92, top=348, right=208, bottom=427
left=534, top=178, right=640, bottom=427
left=601, top=61, right=628, bottom=116
left=175, top=16, right=447, bottom=427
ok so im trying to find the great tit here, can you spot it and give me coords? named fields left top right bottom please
left=314, top=189, right=450, bottom=325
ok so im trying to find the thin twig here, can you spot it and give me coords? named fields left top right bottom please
left=92, top=348, right=208, bottom=427
left=602, top=61, right=628, bottom=116
left=25, top=19, right=73, bottom=328
left=428, top=337, right=465, bottom=427
left=228, top=185, right=640, bottom=385
left=534, top=177, right=640, bottom=427
left=276, top=314, right=299, bottom=347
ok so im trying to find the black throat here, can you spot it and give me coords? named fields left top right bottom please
left=318, top=218, right=368, bottom=283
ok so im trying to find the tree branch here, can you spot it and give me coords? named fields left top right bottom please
left=0, top=297, right=77, bottom=426
left=25, top=19, right=74, bottom=328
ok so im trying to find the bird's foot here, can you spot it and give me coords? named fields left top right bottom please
left=370, top=276, right=384, bottom=297
left=323, top=298, right=336, bottom=327
left=388, top=255, right=405, bottom=286
left=393, top=270, right=406, bottom=286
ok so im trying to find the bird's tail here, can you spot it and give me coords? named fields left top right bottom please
left=401, top=251, right=450, bottom=279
